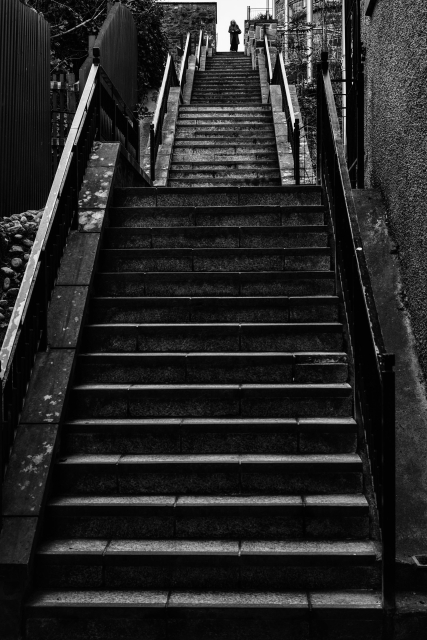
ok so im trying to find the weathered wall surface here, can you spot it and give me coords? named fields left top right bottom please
left=362, top=0, right=427, bottom=373
left=361, top=0, right=427, bottom=558
left=161, top=2, right=217, bottom=54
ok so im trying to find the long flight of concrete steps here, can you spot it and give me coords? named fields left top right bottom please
left=169, top=52, right=281, bottom=187
left=24, top=179, right=383, bottom=638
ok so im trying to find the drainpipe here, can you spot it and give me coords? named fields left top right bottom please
left=342, top=0, right=347, bottom=151
left=307, top=0, right=313, bottom=83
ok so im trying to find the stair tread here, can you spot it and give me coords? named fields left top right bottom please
left=84, top=322, right=342, bottom=328
left=47, top=493, right=369, bottom=512
left=37, top=539, right=378, bottom=557
left=78, top=351, right=347, bottom=359
left=57, top=452, right=360, bottom=465
left=64, top=417, right=357, bottom=427
left=27, top=588, right=382, bottom=610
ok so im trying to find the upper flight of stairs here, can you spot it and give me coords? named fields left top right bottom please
left=24, top=183, right=382, bottom=640
left=169, top=53, right=281, bottom=187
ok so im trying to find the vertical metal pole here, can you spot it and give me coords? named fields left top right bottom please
left=150, top=124, right=155, bottom=182
left=341, top=0, right=347, bottom=152
left=133, top=110, right=140, bottom=165
left=381, top=355, right=396, bottom=614
left=294, top=118, right=300, bottom=185
left=307, top=0, right=313, bottom=83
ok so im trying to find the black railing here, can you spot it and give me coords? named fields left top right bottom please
left=0, top=60, right=140, bottom=516
left=317, top=52, right=395, bottom=611
left=271, top=52, right=301, bottom=184
left=149, top=53, right=180, bottom=182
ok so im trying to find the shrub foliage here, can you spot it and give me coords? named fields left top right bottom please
left=28, top=0, right=169, bottom=106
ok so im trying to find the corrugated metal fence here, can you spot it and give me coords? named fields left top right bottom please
left=0, top=0, right=51, bottom=217
left=80, top=3, right=138, bottom=110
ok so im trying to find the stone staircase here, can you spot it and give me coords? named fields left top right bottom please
left=24, top=50, right=382, bottom=640
left=25, top=182, right=382, bottom=639
left=169, top=52, right=281, bottom=186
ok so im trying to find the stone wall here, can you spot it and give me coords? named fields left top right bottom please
left=362, top=1, right=427, bottom=377
left=361, top=0, right=427, bottom=559
left=161, top=2, right=217, bottom=55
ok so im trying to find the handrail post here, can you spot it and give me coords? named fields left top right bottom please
left=316, top=61, right=322, bottom=186
left=294, top=118, right=300, bottom=185
left=150, top=123, right=155, bottom=182
left=133, top=110, right=140, bottom=164
left=381, top=353, right=396, bottom=613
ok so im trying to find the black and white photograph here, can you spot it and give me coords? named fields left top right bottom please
left=0, top=0, right=426, bottom=638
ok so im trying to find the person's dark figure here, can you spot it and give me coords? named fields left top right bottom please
left=229, top=20, right=241, bottom=52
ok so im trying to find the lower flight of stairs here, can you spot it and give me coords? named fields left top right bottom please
left=169, top=52, right=281, bottom=187
left=24, top=185, right=383, bottom=640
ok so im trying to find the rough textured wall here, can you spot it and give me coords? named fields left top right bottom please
left=161, top=2, right=217, bottom=54
left=361, top=0, right=427, bottom=558
left=362, top=0, right=427, bottom=374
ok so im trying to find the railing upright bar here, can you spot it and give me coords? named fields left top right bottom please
left=294, top=118, right=300, bottom=184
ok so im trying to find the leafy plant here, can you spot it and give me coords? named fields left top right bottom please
left=27, top=0, right=169, bottom=106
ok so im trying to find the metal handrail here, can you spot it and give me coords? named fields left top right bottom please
left=150, top=52, right=179, bottom=182
left=264, top=34, right=273, bottom=83
left=271, top=52, right=301, bottom=184
left=152, top=54, right=172, bottom=133
left=205, top=33, right=209, bottom=53
left=178, top=32, right=191, bottom=87
left=317, top=52, right=395, bottom=611
left=0, top=60, right=140, bottom=510
left=196, top=29, right=203, bottom=69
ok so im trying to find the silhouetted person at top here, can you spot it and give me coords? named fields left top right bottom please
left=229, top=20, right=241, bottom=52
